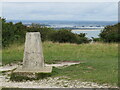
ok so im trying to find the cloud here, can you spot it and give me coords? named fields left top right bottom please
left=2, top=2, right=118, bottom=21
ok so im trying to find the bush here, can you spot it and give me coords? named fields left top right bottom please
left=51, top=29, right=91, bottom=44
left=77, top=37, right=91, bottom=44
left=91, top=37, right=102, bottom=42
left=76, top=33, right=91, bottom=44
left=51, top=29, right=78, bottom=43
left=1, top=18, right=91, bottom=47
left=28, top=23, right=56, bottom=41
left=2, top=18, right=27, bottom=47
left=99, top=23, right=120, bottom=42
left=1, top=18, right=55, bottom=47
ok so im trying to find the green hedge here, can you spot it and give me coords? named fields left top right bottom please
left=99, top=23, right=120, bottom=42
left=1, top=18, right=91, bottom=47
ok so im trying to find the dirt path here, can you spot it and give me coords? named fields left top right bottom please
left=0, top=61, right=80, bottom=72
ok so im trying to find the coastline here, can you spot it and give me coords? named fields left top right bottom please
left=71, top=29, right=103, bottom=31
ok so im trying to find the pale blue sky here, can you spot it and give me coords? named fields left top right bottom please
left=2, top=2, right=118, bottom=21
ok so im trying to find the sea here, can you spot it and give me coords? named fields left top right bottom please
left=6, top=20, right=117, bottom=38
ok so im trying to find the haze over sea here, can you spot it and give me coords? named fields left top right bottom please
left=7, top=20, right=117, bottom=27
left=7, top=20, right=117, bottom=38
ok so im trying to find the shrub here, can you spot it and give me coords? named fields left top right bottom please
left=51, top=30, right=91, bottom=44
left=91, top=37, right=102, bottom=42
left=28, top=23, right=56, bottom=41
left=2, top=18, right=27, bottom=47
left=51, top=29, right=78, bottom=43
left=99, top=23, right=120, bottom=42
left=1, top=18, right=91, bottom=47
left=76, top=33, right=91, bottom=44
left=1, top=18, right=55, bottom=47
left=77, top=37, right=91, bottom=44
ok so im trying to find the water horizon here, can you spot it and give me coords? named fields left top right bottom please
left=6, top=20, right=117, bottom=39
left=6, top=20, right=117, bottom=26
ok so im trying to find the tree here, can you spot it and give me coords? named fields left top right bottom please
left=99, top=23, right=120, bottom=42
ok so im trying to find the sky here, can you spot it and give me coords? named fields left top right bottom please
left=2, top=2, right=118, bottom=21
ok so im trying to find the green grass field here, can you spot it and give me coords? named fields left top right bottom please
left=2, top=42, right=118, bottom=86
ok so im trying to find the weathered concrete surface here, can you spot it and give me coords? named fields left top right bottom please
left=23, top=32, right=44, bottom=69
left=14, top=32, right=52, bottom=73
left=14, top=66, right=52, bottom=73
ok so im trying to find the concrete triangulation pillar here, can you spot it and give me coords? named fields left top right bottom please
left=14, top=32, right=52, bottom=73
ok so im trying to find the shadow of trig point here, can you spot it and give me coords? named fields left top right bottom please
left=14, top=32, right=52, bottom=73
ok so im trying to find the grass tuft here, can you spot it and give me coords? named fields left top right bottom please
left=3, top=42, right=118, bottom=85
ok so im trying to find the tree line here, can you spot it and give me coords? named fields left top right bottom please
left=1, top=18, right=120, bottom=47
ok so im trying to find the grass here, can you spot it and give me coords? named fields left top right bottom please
left=2, top=44, right=24, bottom=64
left=10, top=72, right=52, bottom=81
left=2, top=42, right=118, bottom=86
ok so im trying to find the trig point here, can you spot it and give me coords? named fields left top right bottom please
left=14, top=32, right=52, bottom=73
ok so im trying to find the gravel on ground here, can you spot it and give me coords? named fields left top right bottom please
left=0, top=62, right=118, bottom=88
